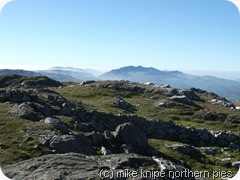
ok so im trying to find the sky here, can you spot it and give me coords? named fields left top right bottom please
left=0, top=0, right=240, bottom=77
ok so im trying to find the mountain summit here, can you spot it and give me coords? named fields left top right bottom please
left=100, top=65, right=184, bottom=83
left=1, top=66, right=240, bottom=100
left=100, top=66, right=240, bottom=101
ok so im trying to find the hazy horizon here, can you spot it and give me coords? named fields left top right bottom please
left=1, top=64, right=240, bottom=81
left=0, top=0, right=240, bottom=74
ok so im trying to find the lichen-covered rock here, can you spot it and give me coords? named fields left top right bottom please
left=44, top=117, right=69, bottom=134
left=49, top=134, right=95, bottom=155
left=112, top=97, right=135, bottom=109
left=9, top=102, right=40, bottom=121
left=89, top=131, right=104, bottom=146
left=168, top=95, right=192, bottom=105
left=2, top=153, right=194, bottom=180
left=166, top=144, right=201, bottom=157
left=114, top=122, right=148, bottom=154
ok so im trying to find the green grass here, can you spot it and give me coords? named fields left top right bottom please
left=0, top=103, right=51, bottom=165
left=1, top=81, right=238, bottom=176
left=234, top=101, right=240, bottom=106
left=55, top=83, right=240, bottom=135
left=149, top=139, right=238, bottom=180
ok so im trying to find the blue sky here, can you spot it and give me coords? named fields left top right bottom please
left=0, top=0, right=240, bottom=75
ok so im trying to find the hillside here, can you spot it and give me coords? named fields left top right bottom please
left=0, top=76, right=239, bottom=179
left=37, top=67, right=98, bottom=82
left=100, top=66, right=240, bottom=101
left=1, top=66, right=240, bottom=101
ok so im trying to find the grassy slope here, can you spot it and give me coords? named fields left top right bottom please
left=54, top=84, right=240, bottom=134
left=0, top=103, right=51, bottom=165
left=54, top=83, right=240, bottom=178
left=0, top=81, right=239, bottom=179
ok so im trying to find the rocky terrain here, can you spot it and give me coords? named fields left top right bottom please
left=0, top=76, right=239, bottom=180
left=1, top=65, right=240, bottom=101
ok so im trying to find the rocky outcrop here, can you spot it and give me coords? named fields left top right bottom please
left=0, top=74, right=63, bottom=88
left=9, top=102, right=40, bottom=121
left=114, top=122, right=149, bottom=154
left=89, top=131, right=104, bottom=146
left=2, top=153, right=193, bottom=180
left=81, top=110, right=240, bottom=150
left=194, top=111, right=227, bottom=121
left=1, top=79, right=240, bottom=180
left=168, top=95, right=193, bottom=105
left=210, top=99, right=235, bottom=108
left=166, top=144, right=201, bottom=157
left=49, top=134, right=95, bottom=154
left=156, top=101, right=176, bottom=108
left=1, top=88, right=79, bottom=121
left=84, top=80, right=145, bottom=93
left=112, top=97, right=136, bottom=109
left=44, top=117, right=69, bottom=134
left=164, top=88, right=202, bottom=102
left=0, top=89, right=36, bottom=103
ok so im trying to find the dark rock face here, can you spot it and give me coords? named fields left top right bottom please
left=201, top=147, right=216, bottom=155
left=2, top=153, right=194, bottom=180
left=156, top=101, right=176, bottom=108
left=1, top=88, right=80, bottom=121
left=178, top=90, right=202, bottom=101
left=168, top=95, right=192, bottom=105
left=89, top=131, right=104, bottom=146
left=115, top=122, right=148, bottom=154
left=9, top=103, right=40, bottom=121
left=44, top=117, right=69, bottom=134
left=194, top=111, right=227, bottom=121
left=112, top=97, right=136, bottom=109
left=0, top=74, right=63, bottom=88
left=166, top=144, right=201, bottom=157
left=49, top=134, right=95, bottom=155
left=84, top=80, right=145, bottom=93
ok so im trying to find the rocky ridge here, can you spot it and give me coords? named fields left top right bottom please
left=0, top=77, right=239, bottom=179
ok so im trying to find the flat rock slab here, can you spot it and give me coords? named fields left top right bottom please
left=2, top=153, right=195, bottom=180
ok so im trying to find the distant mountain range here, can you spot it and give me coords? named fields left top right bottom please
left=0, top=66, right=240, bottom=101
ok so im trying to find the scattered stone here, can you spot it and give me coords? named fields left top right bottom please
left=168, top=95, right=192, bottom=105
left=104, top=130, right=113, bottom=140
left=144, top=82, right=155, bottom=86
left=44, top=117, right=69, bottom=134
left=228, top=143, right=240, bottom=150
left=194, top=111, right=227, bottom=121
left=112, top=97, right=135, bottom=109
left=74, top=122, right=91, bottom=132
left=49, top=134, right=95, bottom=154
left=201, top=147, right=216, bottom=155
left=179, top=90, right=202, bottom=101
left=121, top=144, right=133, bottom=154
left=9, top=102, right=40, bottom=121
left=2, top=153, right=194, bottom=180
left=210, top=99, right=235, bottom=108
left=166, top=144, right=201, bottom=157
left=91, top=121, right=105, bottom=132
left=115, top=122, right=148, bottom=154
left=156, top=101, right=175, bottom=108
left=161, top=84, right=171, bottom=88
left=1, top=78, right=240, bottom=180
left=89, top=131, right=104, bottom=146
left=101, top=146, right=112, bottom=155
left=80, top=80, right=96, bottom=85
left=164, top=88, right=178, bottom=96
left=232, top=161, right=240, bottom=168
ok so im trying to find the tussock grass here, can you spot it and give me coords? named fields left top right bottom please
left=0, top=103, right=51, bottom=165
left=56, top=83, right=240, bottom=135
left=149, top=139, right=238, bottom=179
